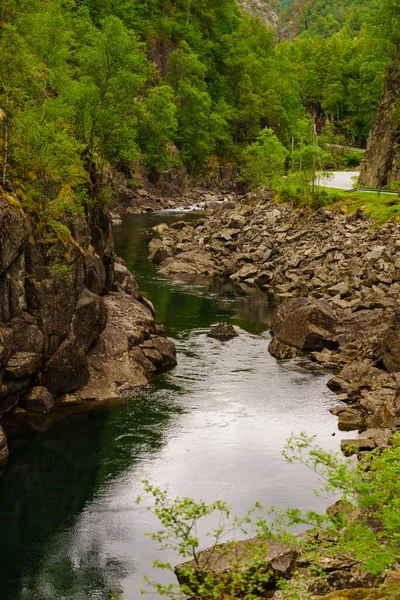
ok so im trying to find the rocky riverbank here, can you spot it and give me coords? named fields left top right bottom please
left=148, top=190, right=400, bottom=451
left=0, top=195, right=177, bottom=468
left=109, top=169, right=236, bottom=220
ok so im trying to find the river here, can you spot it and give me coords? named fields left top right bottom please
left=0, top=211, right=348, bottom=600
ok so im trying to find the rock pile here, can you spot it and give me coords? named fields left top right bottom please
left=149, top=191, right=400, bottom=449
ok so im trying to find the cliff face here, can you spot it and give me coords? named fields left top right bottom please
left=0, top=197, right=176, bottom=467
left=236, top=0, right=279, bottom=26
left=359, top=43, right=400, bottom=187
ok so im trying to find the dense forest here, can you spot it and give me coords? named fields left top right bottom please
left=0, top=0, right=397, bottom=220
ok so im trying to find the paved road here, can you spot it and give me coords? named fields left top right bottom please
left=325, top=144, right=366, bottom=153
left=318, top=171, right=359, bottom=190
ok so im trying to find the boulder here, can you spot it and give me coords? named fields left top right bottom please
left=175, top=538, right=298, bottom=593
left=268, top=336, right=297, bottom=359
left=230, top=264, right=259, bottom=281
left=21, top=386, right=55, bottom=414
left=207, top=322, right=238, bottom=341
left=379, top=323, right=400, bottom=373
left=113, top=262, right=140, bottom=297
left=30, top=274, right=80, bottom=340
left=40, top=335, right=89, bottom=396
left=4, top=352, right=42, bottom=380
left=8, top=317, right=44, bottom=354
left=336, top=408, right=364, bottom=431
left=150, top=336, right=177, bottom=369
left=327, top=360, right=393, bottom=395
left=41, top=289, right=107, bottom=396
left=170, top=221, right=187, bottom=230
left=271, top=298, right=337, bottom=351
left=59, top=291, right=176, bottom=403
left=341, top=428, right=393, bottom=456
left=160, top=251, right=216, bottom=276
left=152, top=223, right=169, bottom=234
left=0, top=328, right=13, bottom=369
left=335, top=308, right=397, bottom=356
left=149, top=246, right=173, bottom=265
left=129, top=347, right=157, bottom=375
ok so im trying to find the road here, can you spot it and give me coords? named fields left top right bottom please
left=325, top=144, right=366, bottom=153
left=318, top=171, right=359, bottom=190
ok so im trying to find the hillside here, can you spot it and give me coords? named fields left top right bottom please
left=279, top=0, right=374, bottom=38
left=0, top=0, right=395, bottom=208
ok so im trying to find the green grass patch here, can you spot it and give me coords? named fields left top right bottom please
left=321, top=187, right=400, bottom=223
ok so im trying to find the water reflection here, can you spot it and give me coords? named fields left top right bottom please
left=113, top=212, right=276, bottom=336
left=0, top=395, right=183, bottom=600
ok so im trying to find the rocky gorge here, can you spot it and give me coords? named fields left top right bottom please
left=0, top=194, right=177, bottom=469
left=148, top=191, right=400, bottom=454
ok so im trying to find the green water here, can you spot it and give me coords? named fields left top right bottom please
left=0, top=211, right=346, bottom=600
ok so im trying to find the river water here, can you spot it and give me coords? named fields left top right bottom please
left=0, top=211, right=347, bottom=600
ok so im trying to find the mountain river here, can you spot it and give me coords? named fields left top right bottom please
left=0, top=210, right=349, bottom=600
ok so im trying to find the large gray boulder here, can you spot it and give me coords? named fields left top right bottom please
left=270, top=298, right=337, bottom=352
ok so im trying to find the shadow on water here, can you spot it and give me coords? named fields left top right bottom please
left=0, top=211, right=347, bottom=600
left=0, top=392, right=184, bottom=600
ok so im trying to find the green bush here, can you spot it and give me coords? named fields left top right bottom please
left=240, top=129, right=288, bottom=189
left=343, top=151, right=365, bottom=168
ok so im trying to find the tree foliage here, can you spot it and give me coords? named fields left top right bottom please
left=0, top=0, right=396, bottom=211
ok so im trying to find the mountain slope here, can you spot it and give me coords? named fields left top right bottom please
left=236, top=0, right=279, bottom=25
left=279, top=0, right=374, bottom=39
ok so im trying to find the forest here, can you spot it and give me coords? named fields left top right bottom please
left=0, top=0, right=397, bottom=220
left=1, top=2, right=400, bottom=598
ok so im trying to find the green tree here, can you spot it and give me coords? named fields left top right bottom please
left=241, top=128, right=288, bottom=188
left=69, top=15, right=150, bottom=190
left=138, top=85, right=178, bottom=174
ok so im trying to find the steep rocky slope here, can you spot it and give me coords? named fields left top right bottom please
left=359, top=43, right=400, bottom=187
left=0, top=196, right=176, bottom=468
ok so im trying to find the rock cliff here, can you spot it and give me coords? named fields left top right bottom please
left=359, top=43, right=400, bottom=187
left=236, top=0, right=279, bottom=26
left=0, top=195, right=176, bottom=468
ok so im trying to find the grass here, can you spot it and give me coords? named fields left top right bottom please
left=320, top=187, right=400, bottom=223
